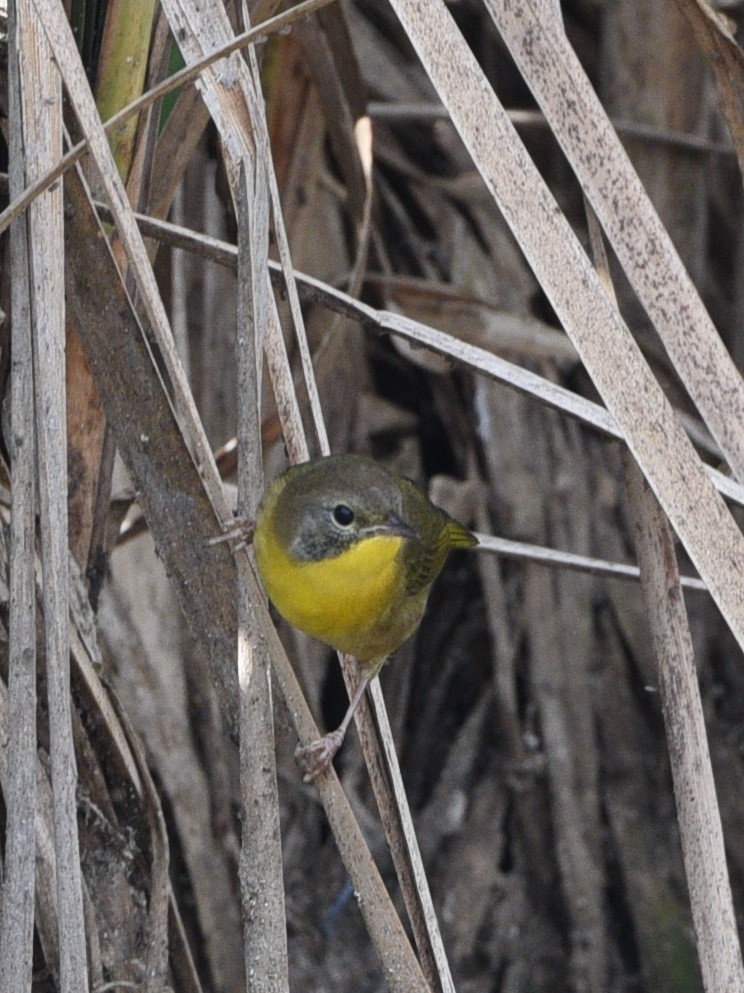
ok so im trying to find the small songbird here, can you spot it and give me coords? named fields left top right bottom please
left=252, top=453, right=477, bottom=779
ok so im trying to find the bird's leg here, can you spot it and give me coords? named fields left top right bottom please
left=207, top=516, right=255, bottom=551
left=295, top=670, right=372, bottom=782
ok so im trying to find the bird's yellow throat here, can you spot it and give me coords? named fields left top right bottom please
left=254, top=520, right=405, bottom=662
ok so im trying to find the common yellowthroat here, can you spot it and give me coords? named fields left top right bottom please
left=253, top=453, right=477, bottom=779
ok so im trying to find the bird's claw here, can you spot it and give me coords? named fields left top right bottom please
left=295, top=730, right=345, bottom=782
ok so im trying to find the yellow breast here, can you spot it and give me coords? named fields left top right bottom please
left=254, top=519, right=410, bottom=663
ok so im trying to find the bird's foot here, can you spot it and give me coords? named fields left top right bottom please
left=208, top=516, right=255, bottom=552
left=295, top=729, right=345, bottom=782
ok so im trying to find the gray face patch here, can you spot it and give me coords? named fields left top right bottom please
left=289, top=504, right=354, bottom=561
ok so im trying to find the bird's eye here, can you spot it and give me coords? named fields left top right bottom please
left=332, top=504, right=355, bottom=527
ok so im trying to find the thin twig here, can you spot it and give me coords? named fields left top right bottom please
left=474, top=532, right=707, bottom=591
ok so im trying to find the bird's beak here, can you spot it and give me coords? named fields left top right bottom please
left=381, top=513, right=420, bottom=541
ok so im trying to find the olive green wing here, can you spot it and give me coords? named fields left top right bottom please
left=400, top=480, right=477, bottom=597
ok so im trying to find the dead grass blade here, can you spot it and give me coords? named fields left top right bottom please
left=240, top=13, right=329, bottom=455
left=154, top=5, right=292, bottom=987
left=368, top=679, right=456, bottom=993
left=385, top=0, right=744, bottom=660
left=265, top=633, right=431, bottom=993
left=0, top=4, right=40, bottom=985
left=334, top=661, right=453, bottom=993
left=64, top=166, right=240, bottom=727
left=255, top=11, right=448, bottom=975
left=159, top=0, right=310, bottom=462
left=297, top=276, right=744, bottom=511
left=12, top=5, right=89, bottom=990
left=264, top=158, right=331, bottom=455
left=294, top=5, right=373, bottom=304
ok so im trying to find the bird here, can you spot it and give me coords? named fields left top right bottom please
left=251, top=453, right=477, bottom=780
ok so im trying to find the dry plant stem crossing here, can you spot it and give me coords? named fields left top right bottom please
left=156, top=0, right=310, bottom=465
left=90, top=203, right=722, bottom=595
left=367, top=678, right=455, bottom=993
left=13, top=4, right=89, bottom=991
left=240, top=26, right=330, bottom=456
left=0, top=635, right=67, bottom=976
left=33, top=0, right=229, bottom=535
left=295, top=668, right=371, bottom=780
left=333, top=658, right=456, bottom=993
